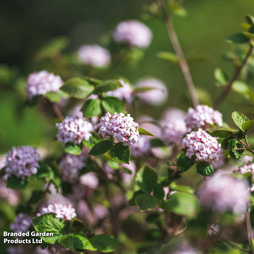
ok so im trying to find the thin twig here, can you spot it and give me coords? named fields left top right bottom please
left=214, top=43, right=254, bottom=109
left=246, top=211, right=254, bottom=254
left=157, top=0, right=199, bottom=107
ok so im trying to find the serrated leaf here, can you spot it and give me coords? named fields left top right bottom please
left=60, top=78, right=94, bottom=99
left=110, top=142, right=130, bottom=164
left=136, top=165, right=158, bottom=193
left=92, top=80, right=122, bottom=94
left=91, top=235, right=120, bottom=253
left=232, top=111, right=249, bottom=131
left=73, top=234, right=96, bottom=251
left=176, top=153, right=195, bottom=172
left=58, top=234, right=77, bottom=252
left=7, top=175, right=28, bottom=189
left=89, top=140, right=113, bottom=156
left=229, top=139, right=244, bottom=160
left=207, top=126, right=238, bottom=138
left=159, top=192, right=199, bottom=217
left=65, top=143, right=83, bottom=155
left=81, top=99, right=102, bottom=118
left=135, top=194, right=158, bottom=212
left=138, top=127, right=154, bottom=136
left=242, top=120, right=254, bottom=131
left=32, top=214, right=67, bottom=244
left=196, top=161, right=214, bottom=176
left=227, top=33, right=249, bottom=44
left=101, top=97, right=126, bottom=114
left=153, top=183, right=165, bottom=200
left=157, top=51, right=178, bottom=63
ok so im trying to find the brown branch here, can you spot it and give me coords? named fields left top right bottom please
left=214, top=43, right=254, bottom=109
left=157, top=0, right=199, bottom=108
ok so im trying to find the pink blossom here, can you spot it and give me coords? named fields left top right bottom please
left=98, top=112, right=139, bottom=146
left=182, top=129, right=222, bottom=163
left=26, top=70, right=63, bottom=100
left=107, top=79, right=133, bottom=103
left=94, top=204, right=109, bottom=219
left=113, top=20, right=152, bottom=48
left=79, top=172, right=99, bottom=189
left=38, top=204, right=76, bottom=220
left=7, top=247, right=25, bottom=254
left=135, top=78, right=168, bottom=105
left=5, top=146, right=40, bottom=179
left=130, top=136, right=150, bottom=157
left=199, top=174, right=249, bottom=214
left=185, top=105, right=223, bottom=129
left=235, top=162, right=254, bottom=175
left=56, top=116, right=93, bottom=145
left=78, top=45, right=111, bottom=68
left=10, top=213, right=32, bottom=233
left=0, top=180, right=20, bottom=205
left=160, top=108, right=187, bottom=125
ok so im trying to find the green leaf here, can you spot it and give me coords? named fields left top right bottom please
left=136, top=165, right=158, bottom=193
left=229, top=139, right=244, bottom=160
left=27, top=191, right=44, bottom=205
left=153, top=183, right=165, bottom=200
left=60, top=78, right=94, bottom=99
left=58, top=234, right=77, bottom=252
left=64, top=143, right=83, bottom=155
left=35, top=162, right=54, bottom=179
left=110, top=142, right=130, bottom=164
left=170, top=182, right=194, bottom=194
left=92, top=80, right=122, bottom=94
left=176, top=153, right=195, bottom=172
left=196, top=161, right=214, bottom=176
left=150, top=138, right=166, bottom=147
left=128, top=190, right=145, bottom=206
left=159, top=192, right=199, bottom=217
left=83, top=77, right=102, bottom=86
left=227, top=33, right=249, bottom=44
left=207, top=126, right=238, bottom=138
left=73, top=234, right=96, bottom=251
left=101, top=97, right=126, bottom=114
left=232, top=111, right=249, bottom=131
left=135, top=194, right=158, bottom=212
left=243, top=32, right=254, bottom=39
left=45, top=90, right=68, bottom=103
left=91, top=235, right=120, bottom=253
left=82, top=132, right=101, bottom=148
left=246, top=15, right=254, bottom=25
left=214, top=68, right=228, bottom=85
left=242, top=120, right=254, bottom=132
left=7, top=175, right=28, bottom=189
left=81, top=99, right=102, bottom=118
left=89, top=140, right=113, bottom=156
left=146, top=211, right=162, bottom=224
left=32, top=214, right=67, bottom=244
left=138, top=127, right=154, bottom=136
left=157, top=51, right=178, bottom=63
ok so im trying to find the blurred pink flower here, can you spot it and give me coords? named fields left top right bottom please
left=79, top=172, right=99, bottom=189
left=0, top=180, right=20, bottom=205
left=130, top=136, right=150, bottom=157
left=10, top=213, right=32, bottom=233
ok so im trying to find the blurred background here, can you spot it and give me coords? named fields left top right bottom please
left=0, top=0, right=254, bottom=154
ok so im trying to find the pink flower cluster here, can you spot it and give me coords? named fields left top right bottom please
left=199, top=174, right=249, bottom=214
left=78, top=45, right=111, bottom=68
left=56, top=116, right=93, bottom=145
left=135, top=78, right=168, bottom=105
left=38, top=204, right=77, bottom=220
left=235, top=162, right=254, bottom=175
left=59, top=153, right=87, bottom=183
left=98, top=112, right=140, bottom=146
left=25, top=70, right=63, bottom=100
left=182, top=129, right=222, bottom=163
left=5, top=146, right=40, bottom=179
left=0, top=180, right=20, bottom=205
left=185, top=105, right=223, bottom=129
left=161, top=119, right=189, bottom=146
left=10, top=213, right=32, bottom=233
left=107, top=79, right=133, bottom=103
left=130, top=136, right=150, bottom=157
left=113, top=20, right=152, bottom=48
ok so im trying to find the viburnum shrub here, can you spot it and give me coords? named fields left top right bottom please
left=2, top=1, right=254, bottom=254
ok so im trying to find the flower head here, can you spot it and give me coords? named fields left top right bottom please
left=185, top=105, right=223, bottom=129
left=235, top=162, right=254, bottom=175
left=113, top=20, right=152, bottom=48
left=26, top=70, right=63, bottom=100
left=78, top=45, right=111, bottom=68
left=59, top=152, right=87, bottom=183
left=38, top=204, right=76, bottom=220
left=161, top=119, right=189, bottom=146
left=56, top=116, right=93, bottom=145
left=199, top=174, right=249, bottom=214
left=10, top=213, right=32, bottom=233
left=106, top=79, right=133, bottom=103
left=130, top=136, right=150, bottom=157
left=98, top=112, right=139, bottom=146
left=79, top=172, right=99, bottom=189
left=5, top=146, right=40, bottom=179
left=135, top=78, right=168, bottom=105
left=182, top=129, right=222, bottom=163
